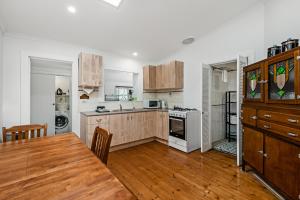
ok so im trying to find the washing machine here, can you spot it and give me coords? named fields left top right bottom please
left=55, top=111, right=71, bottom=134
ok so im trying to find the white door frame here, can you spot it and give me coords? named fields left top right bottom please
left=20, top=51, right=79, bottom=136
left=201, top=54, right=252, bottom=166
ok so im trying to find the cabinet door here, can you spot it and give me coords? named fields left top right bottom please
left=143, top=112, right=156, bottom=139
left=130, top=112, right=143, bottom=142
left=78, top=53, right=102, bottom=87
left=243, top=127, right=263, bottom=173
left=161, top=112, right=169, bottom=140
left=241, top=107, right=257, bottom=126
left=156, top=65, right=163, bottom=90
left=143, top=66, right=156, bottom=90
left=264, top=136, right=300, bottom=200
left=243, top=62, right=264, bottom=102
left=265, top=49, right=300, bottom=104
left=156, top=112, right=163, bottom=138
left=109, top=114, right=129, bottom=146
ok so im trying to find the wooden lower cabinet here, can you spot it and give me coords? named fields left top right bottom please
left=109, top=114, right=129, bottom=146
left=81, top=111, right=169, bottom=149
left=156, top=111, right=169, bottom=141
left=243, top=127, right=263, bottom=173
left=264, top=136, right=300, bottom=200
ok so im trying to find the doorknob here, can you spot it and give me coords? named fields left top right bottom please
left=52, top=103, right=55, bottom=106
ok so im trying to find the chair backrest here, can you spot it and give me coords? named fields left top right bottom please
left=91, top=127, right=113, bottom=165
left=2, top=124, right=48, bottom=143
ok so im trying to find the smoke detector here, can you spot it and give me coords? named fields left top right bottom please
left=182, top=37, right=195, bottom=45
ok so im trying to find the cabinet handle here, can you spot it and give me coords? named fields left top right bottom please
left=264, top=114, right=271, bottom=118
left=263, top=125, right=271, bottom=129
left=96, top=119, right=102, bottom=123
left=241, top=110, right=243, bottom=113
left=250, top=116, right=257, bottom=120
left=240, top=117, right=244, bottom=120
left=288, top=132, right=298, bottom=137
left=297, top=95, right=300, bottom=99
left=288, top=119, right=299, bottom=124
left=258, top=150, right=263, bottom=154
left=263, top=153, right=268, bottom=158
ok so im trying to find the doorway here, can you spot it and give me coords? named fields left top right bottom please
left=30, top=58, right=72, bottom=135
left=201, top=55, right=248, bottom=166
left=210, top=61, right=238, bottom=156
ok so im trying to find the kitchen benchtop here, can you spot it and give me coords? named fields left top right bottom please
left=81, top=108, right=169, bottom=117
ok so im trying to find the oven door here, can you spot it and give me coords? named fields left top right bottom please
left=169, top=117, right=186, bottom=140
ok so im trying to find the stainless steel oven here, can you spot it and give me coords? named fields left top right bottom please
left=169, top=116, right=186, bottom=140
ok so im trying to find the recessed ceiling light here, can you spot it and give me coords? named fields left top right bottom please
left=67, top=6, right=76, bottom=13
left=182, top=37, right=195, bottom=45
left=102, top=0, right=123, bottom=7
left=132, top=52, right=138, bottom=57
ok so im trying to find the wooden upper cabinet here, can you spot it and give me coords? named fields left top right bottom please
left=243, top=47, right=300, bottom=104
left=243, top=127, right=264, bottom=173
left=265, top=49, right=300, bottom=104
left=143, top=61, right=184, bottom=92
left=243, top=61, right=265, bottom=102
left=143, top=65, right=156, bottom=90
left=78, top=53, right=103, bottom=88
left=264, top=136, right=300, bottom=200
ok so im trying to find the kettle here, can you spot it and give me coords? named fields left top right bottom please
left=161, top=100, right=168, bottom=109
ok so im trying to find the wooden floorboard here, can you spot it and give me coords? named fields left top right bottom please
left=108, top=141, right=278, bottom=200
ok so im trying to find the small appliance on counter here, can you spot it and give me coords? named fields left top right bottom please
left=160, top=100, right=168, bottom=109
left=267, top=45, right=281, bottom=57
left=168, top=106, right=201, bottom=153
left=143, top=99, right=161, bottom=109
left=95, top=106, right=110, bottom=113
left=281, top=38, right=299, bottom=52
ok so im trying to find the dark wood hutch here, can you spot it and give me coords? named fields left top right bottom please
left=242, top=47, right=300, bottom=200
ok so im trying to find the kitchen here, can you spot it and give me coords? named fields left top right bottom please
left=0, top=0, right=299, bottom=200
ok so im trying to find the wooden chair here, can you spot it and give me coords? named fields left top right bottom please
left=91, top=127, right=113, bottom=165
left=2, top=124, right=48, bottom=143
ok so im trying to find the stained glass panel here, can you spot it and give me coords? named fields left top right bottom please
left=268, top=58, right=295, bottom=100
left=246, top=68, right=261, bottom=99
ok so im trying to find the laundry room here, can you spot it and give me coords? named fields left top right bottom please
left=55, top=75, right=72, bottom=134
left=30, top=58, right=72, bottom=135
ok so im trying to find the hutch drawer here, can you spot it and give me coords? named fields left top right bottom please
left=241, top=107, right=257, bottom=126
left=257, top=110, right=300, bottom=127
left=258, top=120, right=300, bottom=142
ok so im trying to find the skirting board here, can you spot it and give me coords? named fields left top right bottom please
left=110, top=137, right=168, bottom=152
left=250, top=172, right=284, bottom=200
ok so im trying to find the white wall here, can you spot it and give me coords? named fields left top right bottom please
left=0, top=29, right=3, bottom=134
left=2, top=34, right=145, bottom=136
left=158, top=2, right=265, bottom=109
left=264, top=0, right=300, bottom=52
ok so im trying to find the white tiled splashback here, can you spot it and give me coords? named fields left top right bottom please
left=143, top=92, right=184, bottom=109
left=78, top=90, right=183, bottom=112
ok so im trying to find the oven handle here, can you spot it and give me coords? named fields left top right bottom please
left=170, top=117, right=184, bottom=122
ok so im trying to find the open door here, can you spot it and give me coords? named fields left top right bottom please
left=201, top=64, right=212, bottom=152
left=236, top=55, right=248, bottom=165
left=31, top=73, right=56, bottom=135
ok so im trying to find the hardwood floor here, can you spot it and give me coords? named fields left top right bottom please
left=108, top=141, right=278, bottom=200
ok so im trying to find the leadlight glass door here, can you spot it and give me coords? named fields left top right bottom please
left=243, top=62, right=264, bottom=102
left=265, top=50, right=300, bottom=104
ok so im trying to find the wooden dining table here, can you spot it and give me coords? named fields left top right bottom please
left=0, top=133, right=134, bottom=200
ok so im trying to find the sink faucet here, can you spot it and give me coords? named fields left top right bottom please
left=119, top=104, right=122, bottom=111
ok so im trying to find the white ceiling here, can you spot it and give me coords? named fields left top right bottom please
left=0, top=0, right=260, bottom=61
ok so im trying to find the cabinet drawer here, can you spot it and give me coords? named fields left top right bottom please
left=258, top=120, right=300, bottom=142
left=241, top=107, right=257, bottom=126
left=258, top=110, right=300, bottom=127
left=88, top=116, right=109, bottom=125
